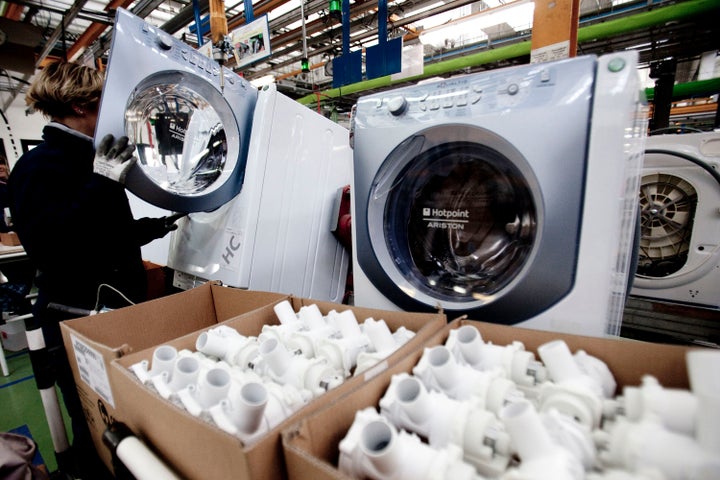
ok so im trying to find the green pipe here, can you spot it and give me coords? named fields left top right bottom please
left=298, top=0, right=720, bottom=105
left=644, top=77, right=720, bottom=101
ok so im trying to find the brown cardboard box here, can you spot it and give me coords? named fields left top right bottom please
left=0, top=231, right=21, bottom=246
left=60, top=283, right=289, bottom=472
left=281, top=318, right=699, bottom=480
left=110, top=299, right=446, bottom=479
left=143, top=260, right=167, bottom=300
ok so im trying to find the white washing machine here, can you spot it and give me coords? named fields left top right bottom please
left=631, top=131, right=720, bottom=309
left=351, top=52, right=646, bottom=337
left=95, top=9, right=351, bottom=302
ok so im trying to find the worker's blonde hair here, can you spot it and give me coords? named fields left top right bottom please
left=25, top=62, right=104, bottom=119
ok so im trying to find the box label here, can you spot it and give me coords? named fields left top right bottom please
left=71, top=334, right=115, bottom=408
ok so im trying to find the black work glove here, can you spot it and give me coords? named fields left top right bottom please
left=136, top=213, right=187, bottom=240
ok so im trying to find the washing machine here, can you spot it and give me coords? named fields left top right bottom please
left=351, top=52, right=646, bottom=337
left=630, top=131, right=720, bottom=309
left=95, top=8, right=352, bottom=302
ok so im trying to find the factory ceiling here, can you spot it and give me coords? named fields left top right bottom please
left=0, top=0, right=718, bottom=114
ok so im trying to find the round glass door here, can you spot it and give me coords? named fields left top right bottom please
left=367, top=125, right=539, bottom=309
left=123, top=71, right=244, bottom=212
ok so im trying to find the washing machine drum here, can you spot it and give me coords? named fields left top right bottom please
left=384, top=141, right=536, bottom=302
left=122, top=71, right=247, bottom=213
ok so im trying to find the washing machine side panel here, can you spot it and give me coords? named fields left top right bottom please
left=246, top=88, right=352, bottom=303
left=523, top=51, right=645, bottom=336
left=168, top=88, right=283, bottom=291
left=166, top=194, right=252, bottom=287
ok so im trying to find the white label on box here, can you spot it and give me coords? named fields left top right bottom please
left=70, top=334, right=115, bottom=408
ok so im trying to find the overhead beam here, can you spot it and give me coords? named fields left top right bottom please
left=34, top=0, right=89, bottom=66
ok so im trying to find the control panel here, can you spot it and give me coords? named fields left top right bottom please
left=130, top=11, right=249, bottom=93
left=353, top=56, right=597, bottom=127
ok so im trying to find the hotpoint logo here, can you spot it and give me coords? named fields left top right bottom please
left=423, top=207, right=470, bottom=229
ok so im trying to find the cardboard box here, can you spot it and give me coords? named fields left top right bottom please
left=0, top=231, right=21, bottom=246
left=60, top=283, right=289, bottom=472
left=282, top=318, right=699, bottom=480
left=143, top=260, right=167, bottom=300
left=110, top=299, right=446, bottom=479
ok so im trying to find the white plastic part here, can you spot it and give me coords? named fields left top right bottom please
left=537, top=340, right=609, bottom=429
left=195, top=326, right=243, bottom=359
left=354, top=320, right=415, bottom=376
left=152, top=355, right=201, bottom=399
left=686, top=349, right=720, bottom=453
left=538, top=340, right=604, bottom=397
left=392, top=326, right=415, bottom=346
left=500, top=400, right=585, bottom=480
left=537, top=381, right=605, bottom=429
left=541, top=408, right=598, bottom=470
left=314, top=310, right=370, bottom=375
left=596, top=417, right=720, bottom=480
left=338, top=408, right=481, bottom=480
left=178, top=367, right=232, bottom=416
left=298, top=304, right=326, bottom=330
left=620, top=376, right=697, bottom=436
left=151, top=345, right=179, bottom=374
left=285, top=322, right=338, bottom=359
left=446, top=325, right=548, bottom=388
left=316, top=333, right=370, bottom=377
left=413, top=345, right=523, bottom=415
left=260, top=337, right=293, bottom=375
left=273, top=300, right=300, bottom=325
left=258, top=338, right=343, bottom=396
left=379, top=373, right=512, bottom=477
left=335, top=309, right=363, bottom=338
left=363, top=318, right=397, bottom=353
left=574, top=350, right=617, bottom=399
left=131, top=345, right=178, bottom=384
left=260, top=381, right=312, bottom=429
left=209, top=381, right=269, bottom=443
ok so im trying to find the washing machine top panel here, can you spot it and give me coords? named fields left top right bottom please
left=352, top=55, right=600, bottom=322
left=95, top=8, right=257, bottom=213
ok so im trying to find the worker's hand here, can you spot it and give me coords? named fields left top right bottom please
left=93, top=134, right=137, bottom=183
left=161, top=212, right=187, bottom=232
left=137, top=213, right=187, bottom=240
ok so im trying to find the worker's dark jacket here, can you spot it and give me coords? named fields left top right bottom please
left=8, top=123, right=162, bottom=338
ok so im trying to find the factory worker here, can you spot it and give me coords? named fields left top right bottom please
left=8, top=61, right=181, bottom=479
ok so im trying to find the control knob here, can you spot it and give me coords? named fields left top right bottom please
left=387, top=96, right=408, bottom=116
left=157, top=35, right=174, bottom=50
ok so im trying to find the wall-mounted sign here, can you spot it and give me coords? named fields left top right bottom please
left=231, top=16, right=272, bottom=69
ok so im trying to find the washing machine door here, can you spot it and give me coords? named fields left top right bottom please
left=358, top=123, right=583, bottom=323
left=121, top=71, right=251, bottom=213
left=95, top=8, right=257, bottom=213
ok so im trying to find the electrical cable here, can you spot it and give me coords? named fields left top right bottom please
left=94, top=283, right=136, bottom=313
left=644, top=148, right=720, bottom=189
